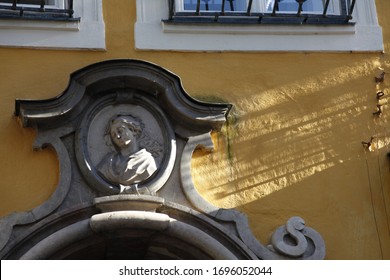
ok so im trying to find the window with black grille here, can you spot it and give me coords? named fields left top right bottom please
left=167, top=0, right=356, bottom=25
left=0, top=0, right=75, bottom=20
left=1, top=1, right=55, bottom=4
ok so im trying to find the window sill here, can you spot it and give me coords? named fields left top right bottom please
left=136, top=21, right=383, bottom=52
left=162, top=21, right=356, bottom=36
left=0, top=18, right=79, bottom=31
left=0, top=0, right=105, bottom=50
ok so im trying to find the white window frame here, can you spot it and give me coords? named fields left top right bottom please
left=0, top=0, right=105, bottom=50
left=135, top=0, right=383, bottom=52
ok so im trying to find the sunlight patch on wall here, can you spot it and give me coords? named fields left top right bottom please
left=192, top=59, right=381, bottom=208
left=237, top=59, right=380, bottom=115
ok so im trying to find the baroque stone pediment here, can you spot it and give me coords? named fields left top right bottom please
left=1, top=60, right=325, bottom=260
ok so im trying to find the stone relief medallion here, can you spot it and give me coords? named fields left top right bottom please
left=75, top=92, right=176, bottom=195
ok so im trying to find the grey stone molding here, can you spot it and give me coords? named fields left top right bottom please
left=0, top=59, right=325, bottom=259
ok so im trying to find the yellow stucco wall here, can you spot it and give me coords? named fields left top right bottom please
left=1, top=0, right=390, bottom=259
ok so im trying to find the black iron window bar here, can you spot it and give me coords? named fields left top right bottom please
left=0, top=0, right=76, bottom=21
left=166, top=0, right=356, bottom=25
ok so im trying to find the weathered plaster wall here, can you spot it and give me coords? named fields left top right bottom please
left=0, top=0, right=390, bottom=259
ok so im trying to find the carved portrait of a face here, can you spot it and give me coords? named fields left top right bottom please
left=110, top=118, right=138, bottom=150
left=97, top=115, right=162, bottom=191
left=76, top=100, right=175, bottom=195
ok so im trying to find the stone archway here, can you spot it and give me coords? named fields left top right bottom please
left=20, top=213, right=237, bottom=260
left=12, top=196, right=257, bottom=260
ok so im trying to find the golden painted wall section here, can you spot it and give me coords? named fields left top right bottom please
left=1, top=0, right=390, bottom=259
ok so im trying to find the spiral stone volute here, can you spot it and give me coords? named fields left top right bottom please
left=268, top=216, right=326, bottom=260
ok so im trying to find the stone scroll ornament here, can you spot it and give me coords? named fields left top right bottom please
left=268, top=216, right=325, bottom=259
left=0, top=60, right=325, bottom=259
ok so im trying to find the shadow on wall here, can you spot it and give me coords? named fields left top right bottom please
left=193, top=57, right=390, bottom=214
left=193, top=58, right=385, bottom=202
left=191, top=57, right=390, bottom=258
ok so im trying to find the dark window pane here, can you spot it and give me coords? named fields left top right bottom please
left=184, top=0, right=247, bottom=12
left=0, top=1, right=54, bottom=5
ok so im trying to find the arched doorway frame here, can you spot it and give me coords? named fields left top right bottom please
left=13, top=195, right=258, bottom=260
